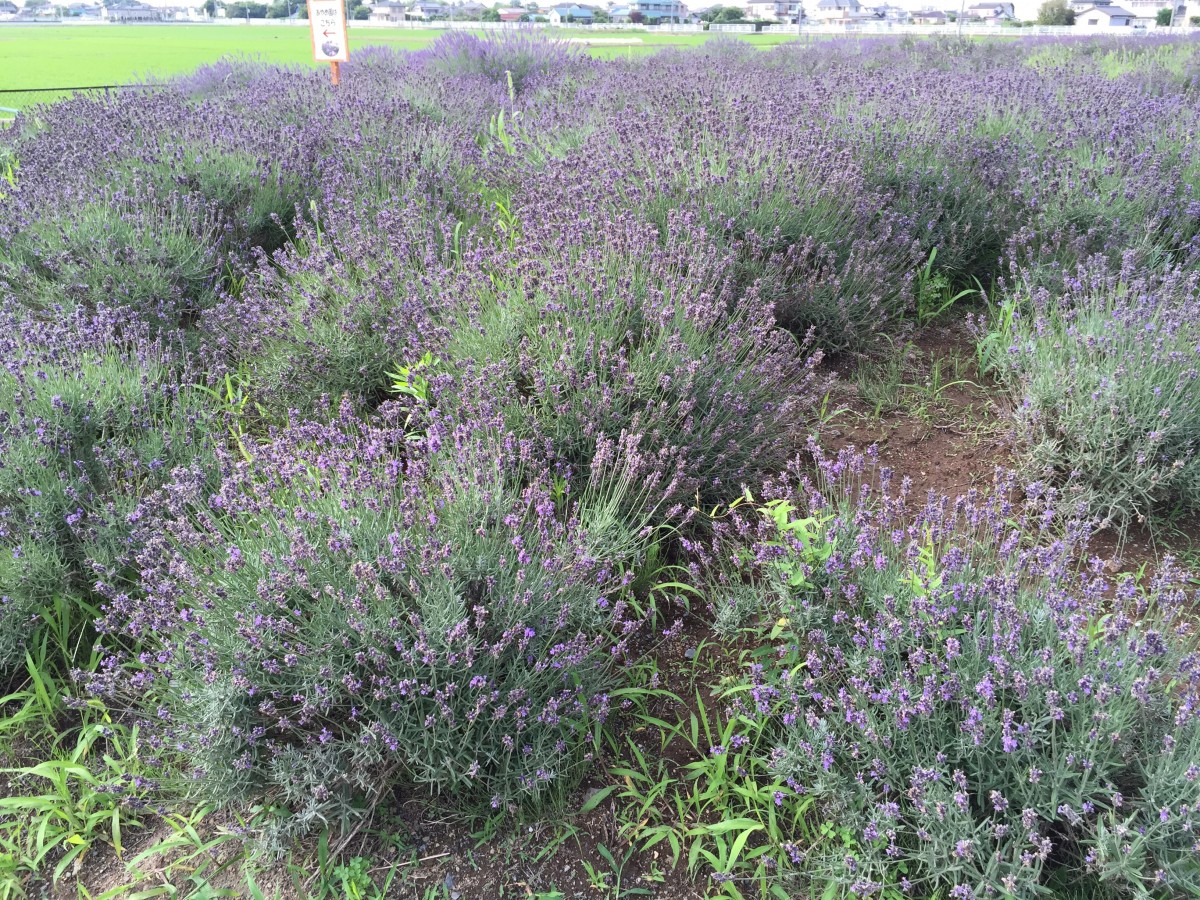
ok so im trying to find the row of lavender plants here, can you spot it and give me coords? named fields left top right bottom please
left=1, top=31, right=1199, bottom=896
left=699, top=450, right=1200, bottom=897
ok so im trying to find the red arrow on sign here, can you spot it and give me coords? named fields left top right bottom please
left=323, top=28, right=334, bottom=35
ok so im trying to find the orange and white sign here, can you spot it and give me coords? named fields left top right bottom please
left=308, top=0, right=349, bottom=63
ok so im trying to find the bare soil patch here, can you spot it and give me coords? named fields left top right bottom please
left=822, top=318, right=1011, bottom=501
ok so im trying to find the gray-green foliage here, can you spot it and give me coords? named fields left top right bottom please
left=869, top=151, right=1011, bottom=290
left=201, top=203, right=453, bottom=424
left=984, top=261, right=1200, bottom=525
left=0, top=200, right=221, bottom=329
left=112, top=413, right=643, bottom=831
left=157, top=147, right=311, bottom=255
left=629, top=139, right=916, bottom=353
left=715, top=474, right=1200, bottom=897
left=443, top=222, right=818, bottom=514
left=0, top=340, right=212, bottom=670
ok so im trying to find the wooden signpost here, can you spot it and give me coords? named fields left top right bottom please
left=307, top=0, right=349, bottom=85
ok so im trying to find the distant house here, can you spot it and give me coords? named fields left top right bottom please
left=1120, top=0, right=1187, bottom=20
left=369, top=0, right=407, bottom=20
left=102, top=2, right=163, bottom=20
left=911, top=7, right=946, bottom=20
left=964, top=0, right=1013, bottom=15
left=407, top=0, right=446, bottom=16
left=964, top=3, right=1014, bottom=19
left=1074, top=3, right=1134, bottom=22
left=813, top=0, right=866, bottom=21
left=0, top=0, right=19, bottom=15
left=609, top=0, right=687, bottom=21
left=866, top=2, right=909, bottom=19
left=451, top=1, right=486, bottom=16
left=548, top=3, right=594, bottom=21
left=497, top=6, right=527, bottom=19
left=746, top=0, right=800, bottom=20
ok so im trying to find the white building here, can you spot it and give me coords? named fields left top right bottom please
left=369, top=0, right=407, bottom=20
left=964, top=0, right=1013, bottom=18
left=102, top=2, right=163, bottom=19
left=867, top=2, right=910, bottom=18
left=1119, top=0, right=1194, bottom=23
left=547, top=2, right=594, bottom=20
left=407, top=0, right=446, bottom=16
left=609, top=0, right=688, bottom=22
left=745, top=0, right=799, bottom=19
left=1073, top=2, right=1134, bottom=22
left=813, top=0, right=869, bottom=20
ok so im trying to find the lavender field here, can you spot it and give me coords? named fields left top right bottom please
left=1, top=33, right=1200, bottom=899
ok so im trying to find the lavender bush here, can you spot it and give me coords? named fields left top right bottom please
left=413, top=31, right=586, bottom=96
left=0, top=308, right=213, bottom=671
left=863, top=140, right=1016, bottom=290
left=549, top=67, right=920, bottom=351
left=89, top=403, right=660, bottom=825
left=705, top=163, right=918, bottom=353
left=704, top=450, right=1200, bottom=896
left=198, top=197, right=458, bottom=422
left=0, top=197, right=223, bottom=331
left=443, top=211, right=825, bottom=514
left=984, top=257, right=1200, bottom=525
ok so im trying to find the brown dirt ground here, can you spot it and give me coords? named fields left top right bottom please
left=819, top=317, right=1200, bottom=581
left=821, top=318, right=1012, bottom=501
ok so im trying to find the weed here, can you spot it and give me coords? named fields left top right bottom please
left=194, top=370, right=257, bottom=462
left=914, top=248, right=980, bottom=325
left=854, top=340, right=911, bottom=417
left=0, top=156, right=15, bottom=199
left=0, top=720, right=149, bottom=888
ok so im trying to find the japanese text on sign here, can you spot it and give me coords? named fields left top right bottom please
left=308, top=0, right=349, bottom=63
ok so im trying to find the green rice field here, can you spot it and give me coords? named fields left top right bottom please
left=0, top=24, right=798, bottom=108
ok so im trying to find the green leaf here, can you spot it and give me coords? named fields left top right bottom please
left=52, top=840, right=87, bottom=883
left=704, top=819, right=762, bottom=835
left=597, top=844, right=617, bottom=869
left=727, top=827, right=754, bottom=868
left=578, top=784, right=618, bottom=815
